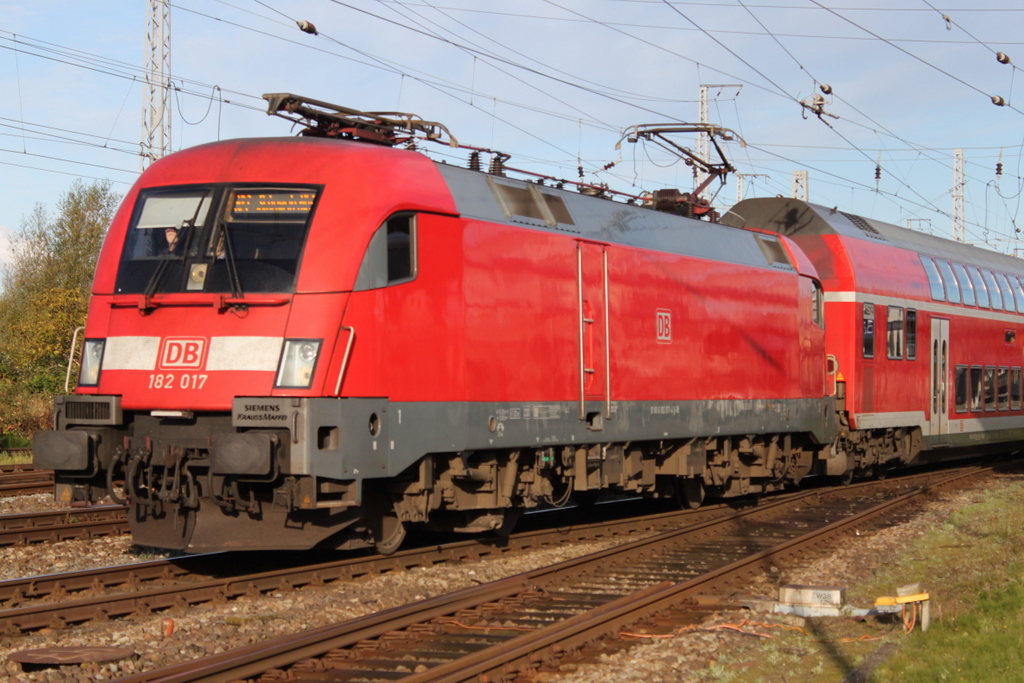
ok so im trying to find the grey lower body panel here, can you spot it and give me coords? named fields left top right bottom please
left=286, top=395, right=834, bottom=482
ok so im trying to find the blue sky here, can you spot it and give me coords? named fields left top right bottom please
left=1, top=1, right=1023, bottom=263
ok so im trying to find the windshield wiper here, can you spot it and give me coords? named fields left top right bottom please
left=217, top=221, right=245, bottom=300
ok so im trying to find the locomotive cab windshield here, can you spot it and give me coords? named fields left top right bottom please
left=115, top=185, right=320, bottom=295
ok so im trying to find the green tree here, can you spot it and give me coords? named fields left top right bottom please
left=0, top=180, right=120, bottom=434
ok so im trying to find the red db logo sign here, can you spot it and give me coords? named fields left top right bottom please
left=159, top=338, right=207, bottom=369
left=656, top=309, right=672, bottom=344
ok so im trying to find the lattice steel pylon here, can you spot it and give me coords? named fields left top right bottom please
left=952, top=148, right=965, bottom=242
left=141, top=0, right=171, bottom=171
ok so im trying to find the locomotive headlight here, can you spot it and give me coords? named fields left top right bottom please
left=79, top=339, right=106, bottom=387
left=275, top=339, right=322, bottom=389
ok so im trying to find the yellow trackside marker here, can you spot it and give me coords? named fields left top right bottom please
left=59, top=487, right=71, bottom=503
left=301, top=495, right=313, bottom=509
left=875, top=593, right=930, bottom=606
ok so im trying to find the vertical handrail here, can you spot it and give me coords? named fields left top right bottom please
left=63, top=327, right=86, bottom=394
left=577, top=244, right=586, bottom=420
left=603, top=247, right=611, bottom=420
left=334, top=326, right=357, bottom=396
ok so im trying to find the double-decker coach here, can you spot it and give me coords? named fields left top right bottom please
left=724, top=197, right=1024, bottom=479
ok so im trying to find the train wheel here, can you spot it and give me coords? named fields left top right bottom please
left=365, top=493, right=406, bottom=555
left=832, top=469, right=854, bottom=486
left=675, top=477, right=705, bottom=509
left=493, top=507, right=523, bottom=538
left=372, top=511, right=406, bottom=555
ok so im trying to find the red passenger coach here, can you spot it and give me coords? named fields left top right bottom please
left=725, top=198, right=1024, bottom=477
left=34, top=96, right=836, bottom=554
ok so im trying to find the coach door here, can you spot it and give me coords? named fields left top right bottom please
left=930, top=318, right=950, bottom=437
left=576, top=241, right=610, bottom=428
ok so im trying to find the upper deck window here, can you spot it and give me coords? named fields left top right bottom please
left=920, top=256, right=945, bottom=301
left=116, top=185, right=319, bottom=295
left=936, top=260, right=960, bottom=304
left=1010, top=275, right=1024, bottom=312
left=952, top=263, right=976, bottom=306
left=967, top=267, right=990, bottom=308
left=982, top=270, right=1004, bottom=311
left=997, top=273, right=1017, bottom=313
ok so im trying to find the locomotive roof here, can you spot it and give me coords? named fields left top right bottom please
left=722, top=196, right=1024, bottom=277
left=435, top=163, right=800, bottom=274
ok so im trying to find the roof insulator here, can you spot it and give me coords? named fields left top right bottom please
left=997, top=52, right=1011, bottom=65
left=488, top=155, right=505, bottom=176
left=468, top=150, right=481, bottom=172
left=297, top=20, right=318, bottom=35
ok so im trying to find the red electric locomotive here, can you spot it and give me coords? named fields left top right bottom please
left=34, top=96, right=836, bottom=553
left=723, top=198, right=1024, bottom=476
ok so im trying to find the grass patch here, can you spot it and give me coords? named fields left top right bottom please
left=672, top=472, right=1024, bottom=683
left=866, top=475, right=1024, bottom=682
left=0, top=450, right=33, bottom=465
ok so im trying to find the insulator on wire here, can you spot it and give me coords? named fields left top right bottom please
left=468, top=151, right=481, bottom=172
left=874, top=165, right=882, bottom=181
left=577, top=165, right=584, bottom=180
left=992, top=95, right=1007, bottom=106
left=997, top=162, right=1004, bottom=176
left=297, top=20, right=318, bottom=35
left=997, top=52, right=1011, bottom=65
left=819, top=83, right=833, bottom=95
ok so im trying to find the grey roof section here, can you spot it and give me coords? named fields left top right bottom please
left=434, top=163, right=794, bottom=272
left=723, top=197, right=1024, bottom=277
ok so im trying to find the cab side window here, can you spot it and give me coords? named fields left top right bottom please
left=353, top=213, right=417, bottom=291
left=387, top=214, right=415, bottom=283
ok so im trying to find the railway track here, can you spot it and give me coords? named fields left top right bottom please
left=0, top=498, right=732, bottom=634
left=107, top=464, right=987, bottom=683
left=0, top=505, right=127, bottom=547
left=0, top=463, right=53, bottom=497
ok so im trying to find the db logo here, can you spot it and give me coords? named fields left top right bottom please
left=159, top=337, right=207, bottom=369
left=656, top=309, right=672, bottom=344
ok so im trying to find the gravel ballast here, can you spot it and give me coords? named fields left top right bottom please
left=0, top=475, right=1005, bottom=682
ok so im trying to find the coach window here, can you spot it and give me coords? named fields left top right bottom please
left=1013, top=368, right=1022, bottom=410
left=985, top=367, right=997, bottom=411
left=970, top=366, right=984, bottom=412
left=954, top=365, right=969, bottom=413
left=936, top=260, right=961, bottom=304
left=967, top=267, right=990, bottom=308
left=984, top=270, right=1005, bottom=311
left=952, top=263, right=976, bottom=306
left=906, top=310, right=918, bottom=359
left=862, top=303, right=875, bottom=358
left=920, top=256, right=946, bottom=301
left=1010, top=275, right=1024, bottom=311
left=887, top=307, right=905, bottom=359
left=997, top=273, right=1018, bottom=312
left=998, top=367, right=1011, bottom=409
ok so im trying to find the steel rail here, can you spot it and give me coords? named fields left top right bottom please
left=0, top=497, right=736, bottom=633
left=107, top=465, right=988, bottom=683
left=0, top=468, right=54, bottom=496
left=0, top=505, right=127, bottom=547
left=403, top=465, right=985, bottom=683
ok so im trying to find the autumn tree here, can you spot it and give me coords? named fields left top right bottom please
left=0, top=180, right=120, bottom=434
